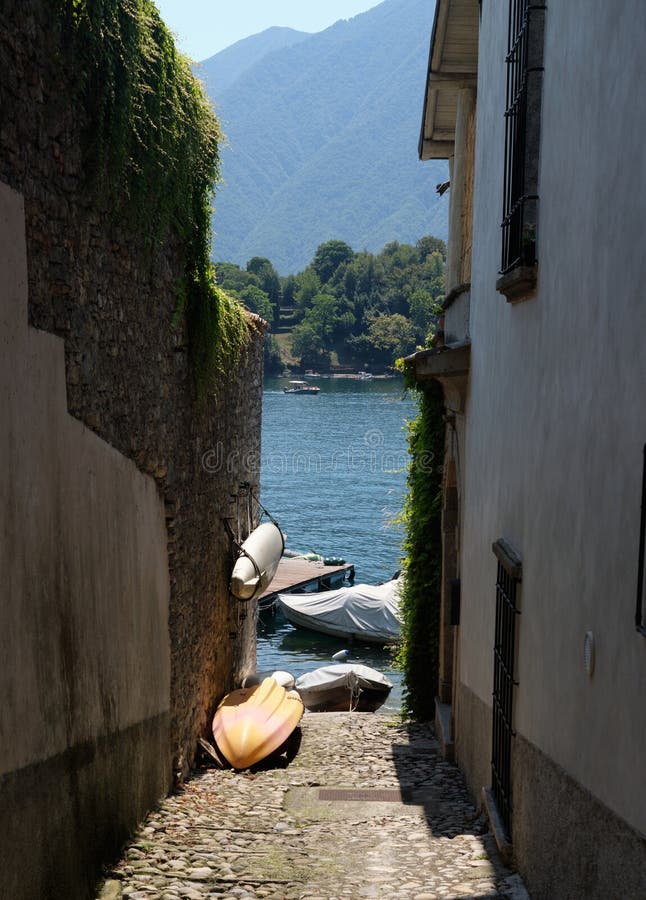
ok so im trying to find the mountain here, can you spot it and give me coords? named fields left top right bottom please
left=201, top=0, right=448, bottom=274
left=197, top=27, right=311, bottom=96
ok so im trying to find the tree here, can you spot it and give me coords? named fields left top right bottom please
left=215, top=261, right=260, bottom=294
left=409, top=289, right=438, bottom=341
left=246, top=257, right=282, bottom=306
left=382, top=240, right=418, bottom=270
left=312, top=240, right=354, bottom=284
left=281, top=274, right=298, bottom=307
left=420, top=250, right=446, bottom=302
left=299, top=292, right=356, bottom=348
left=263, top=334, right=283, bottom=374
left=294, top=268, right=321, bottom=312
left=239, top=284, right=274, bottom=325
left=366, top=313, right=417, bottom=362
left=290, top=323, right=325, bottom=362
left=416, top=235, right=447, bottom=261
left=216, top=232, right=446, bottom=370
left=344, top=251, right=384, bottom=329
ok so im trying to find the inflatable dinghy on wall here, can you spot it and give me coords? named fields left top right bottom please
left=230, top=521, right=285, bottom=601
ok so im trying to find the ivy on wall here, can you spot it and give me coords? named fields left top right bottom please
left=396, top=376, right=445, bottom=720
left=58, top=0, right=249, bottom=394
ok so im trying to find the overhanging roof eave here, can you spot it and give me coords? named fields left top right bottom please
left=420, top=139, right=456, bottom=161
left=419, top=0, right=479, bottom=161
left=418, top=1, right=443, bottom=159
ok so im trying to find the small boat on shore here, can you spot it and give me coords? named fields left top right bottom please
left=277, top=578, right=402, bottom=644
left=283, top=380, right=321, bottom=394
left=212, top=676, right=304, bottom=770
left=295, top=663, right=393, bottom=712
left=283, top=548, right=346, bottom=566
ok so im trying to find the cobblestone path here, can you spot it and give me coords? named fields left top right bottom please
left=99, top=714, right=529, bottom=900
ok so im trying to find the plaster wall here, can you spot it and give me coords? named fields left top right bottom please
left=443, top=288, right=470, bottom=343
left=0, top=182, right=171, bottom=896
left=460, top=0, right=646, bottom=838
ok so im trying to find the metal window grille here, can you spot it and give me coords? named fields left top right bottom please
left=491, top=539, right=522, bottom=839
left=501, top=1, right=545, bottom=273
left=636, top=445, right=646, bottom=636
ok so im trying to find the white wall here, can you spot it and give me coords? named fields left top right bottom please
left=0, top=180, right=170, bottom=785
left=460, top=0, right=646, bottom=835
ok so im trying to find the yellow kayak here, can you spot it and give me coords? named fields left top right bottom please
left=212, top=676, right=304, bottom=770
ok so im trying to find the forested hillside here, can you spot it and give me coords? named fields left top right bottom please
left=202, top=0, right=448, bottom=273
left=198, top=27, right=310, bottom=95
left=215, top=235, right=446, bottom=373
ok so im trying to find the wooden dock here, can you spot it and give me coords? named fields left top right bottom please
left=258, top=558, right=355, bottom=607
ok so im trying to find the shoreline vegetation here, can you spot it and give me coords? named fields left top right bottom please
left=215, top=235, right=446, bottom=375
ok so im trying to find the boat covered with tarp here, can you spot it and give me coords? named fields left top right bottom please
left=276, top=578, right=401, bottom=644
left=295, top=663, right=393, bottom=712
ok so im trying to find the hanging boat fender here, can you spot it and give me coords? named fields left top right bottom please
left=230, top=521, right=285, bottom=601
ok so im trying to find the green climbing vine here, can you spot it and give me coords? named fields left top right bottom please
left=57, top=0, right=249, bottom=394
left=184, top=276, right=252, bottom=393
left=396, top=371, right=445, bottom=720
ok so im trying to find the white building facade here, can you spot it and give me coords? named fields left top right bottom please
left=409, top=2, right=646, bottom=896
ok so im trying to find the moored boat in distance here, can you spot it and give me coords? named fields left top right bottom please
left=295, top=663, right=393, bottom=712
left=277, top=577, right=402, bottom=644
left=283, top=380, right=321, bottom=394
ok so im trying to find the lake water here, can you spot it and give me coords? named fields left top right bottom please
left=256, top=375, right=418, bottom=713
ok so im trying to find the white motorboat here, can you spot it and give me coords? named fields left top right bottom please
left=295, top=663, right=393, bottom=712
left=276, top=578, right=402, bottom=644
left=230, top=521, right=285, bottom=601
left=283, top=380, right=320, bottom=394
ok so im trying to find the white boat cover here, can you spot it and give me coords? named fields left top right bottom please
left=295, top=663, right=392, bottom=693
left=277, top=578, right=401, bottom=643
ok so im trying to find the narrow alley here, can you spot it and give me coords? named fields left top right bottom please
left=100, top=714, right=528, bottom=900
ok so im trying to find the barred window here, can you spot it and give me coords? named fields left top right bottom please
left=491, top=538, right=522, bottom=839
left=636, top=445, right=646, bottom=636
left=501, top=1, right=546, bottom=274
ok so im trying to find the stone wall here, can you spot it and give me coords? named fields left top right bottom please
left=0, top=1, right=264, bottom=887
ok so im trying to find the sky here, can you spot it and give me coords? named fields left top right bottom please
left=154, top=0, right=384, bottom=61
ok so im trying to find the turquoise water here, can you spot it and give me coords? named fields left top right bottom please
left=257, top=375, right=418, bottom=713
